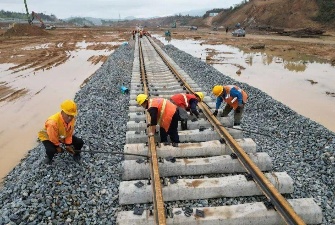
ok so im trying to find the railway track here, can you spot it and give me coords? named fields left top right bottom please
left=116, top=35, right=322, bottom=225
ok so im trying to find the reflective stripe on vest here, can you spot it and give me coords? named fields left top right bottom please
left=37, top=112, right=74, bottom=144
left=181, top=94, right=189, bottom=108
left=222, top=85, right=248, bottom=109
left=158, top=99, right=167, bottom=125
left=224, top=85, right=241, bottom=100
left=149, top=98, right=167, bottom=125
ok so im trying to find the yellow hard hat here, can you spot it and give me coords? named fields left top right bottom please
left=60, top=100, right=77, bottom=116
left=136, top=94, right=148, bottom=105
left=195, top=92, right=204, bottom=101
left=212, top=85, right=223, bottom=97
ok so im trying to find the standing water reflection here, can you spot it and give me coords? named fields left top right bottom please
left=154, top=35, right=335, bottom=132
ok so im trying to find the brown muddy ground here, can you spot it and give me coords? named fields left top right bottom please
left=0, top=24, right=129, bottom=102
left=0, top=24, right=130, bottom=182
left=0, top=25, right=128, bottom=72
left=157, top=28, right=335, bottom=65
left=1, top=25, right=334, bottom=103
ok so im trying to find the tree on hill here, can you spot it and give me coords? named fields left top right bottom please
left=66, top=17, right=95, bottom=26
left=314, top=0, right=335, bottom=23
left=0, top=10, right=58, bottom=22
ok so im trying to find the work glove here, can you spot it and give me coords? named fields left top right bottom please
left=213, top=110, right=218, bottom=117
left=65, top=146, right=75, bottom=155
left=56, top=146, right=63, bottom=153
left=198, top=109, right=203, bottom=113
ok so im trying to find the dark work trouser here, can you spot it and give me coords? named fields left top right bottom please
left=160, top=111, right=180, bottom=143
left=177, top=107, right=189, bottom=130
left=170, top=100, right=189, bottom=130
left=221, top=104, right=244, bottom=125
left=42, top=136, right=84, bottom=160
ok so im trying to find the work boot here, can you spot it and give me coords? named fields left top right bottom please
left=233, top=122, right=241, bottom=129
left=181, top=120, right=188, bottom=130
left=220, top=112, right=228, bottom=117
left=73, top=154, right=81, bottom=163
left=163, top=142, right=170, bottom=146
left=44, top=156, right=53, bottom=165
left=172, top=143, right=179, bottom=147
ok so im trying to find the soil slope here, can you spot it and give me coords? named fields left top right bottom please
left=3, top=24, right=50, bottom=36
left=211, top=0, right=326, bottom=30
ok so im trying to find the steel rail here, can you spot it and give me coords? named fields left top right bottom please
left=138, top=37, right=166, bottom=225
left=146, top=36, right=306, bottom=225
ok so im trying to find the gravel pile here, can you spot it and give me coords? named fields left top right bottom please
left=0, top=39, right=334, bottom=225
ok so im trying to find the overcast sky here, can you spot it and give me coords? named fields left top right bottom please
left=2, top=0, right=246, bottom=19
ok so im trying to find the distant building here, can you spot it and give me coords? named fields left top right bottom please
left=209, top=13, right=219, bottom=17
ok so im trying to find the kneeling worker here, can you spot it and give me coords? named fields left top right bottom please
left=212, top=85, right=248, bottom=126
left=170, top=92, right=204, bottom=129
left=38, top=100, right=84, bottom=164
left=136, top=94, right=180, bottom=147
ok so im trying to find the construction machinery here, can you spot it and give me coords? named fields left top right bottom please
left=232, top=28, right=246, bottom=37
left=32, top=11, right=46, bottom=29
left=45, top=25, right=56, bottom=30
left=23, top=0, right=46, bottom=29
left=24, top=0, right=32, bottom=24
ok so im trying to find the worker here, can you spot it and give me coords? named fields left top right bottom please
left=136, top=94, right=180, bottom=147
left=132, top=30, right=135, bottom=40
left=143, top=30, right=151, bottom=37
left=38, top=100, right=84, bottom=164
left=165, top=30, right=171, bottom=37
left=170, top=92, right=204, bottom=130
left=212, top=85, right=248, bottom=126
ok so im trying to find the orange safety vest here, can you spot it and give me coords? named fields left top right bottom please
left=38, top=112, right=75, bottom=146
left=148, top=98, right=177, bottom=132
left=170, top=93, right=196, bottom=110
left=223, top=85, right=248, bottom=109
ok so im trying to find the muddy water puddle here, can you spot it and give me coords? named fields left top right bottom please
left=0, top=48, right=115, bottom=181
left=154, top=35, right=335, bottom=133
